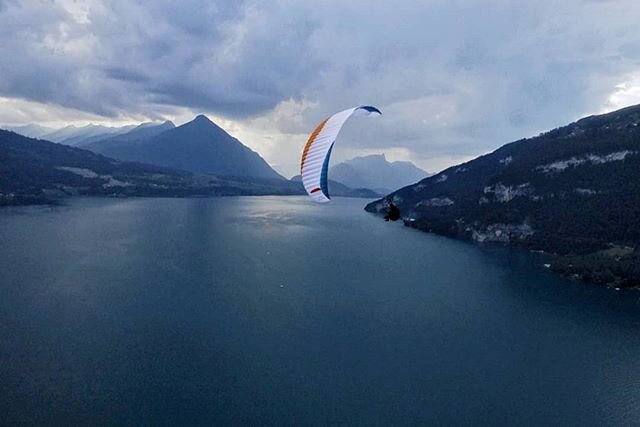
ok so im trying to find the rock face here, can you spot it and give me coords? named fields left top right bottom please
left=330, top=154, right=429, bottom=194
left=365, top=104, right=640, bottom=287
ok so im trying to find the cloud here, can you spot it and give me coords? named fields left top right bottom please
left=2, top=0, right=640, bottom=176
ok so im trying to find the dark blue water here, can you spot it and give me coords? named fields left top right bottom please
left=1, top=197, right=640, bottom=425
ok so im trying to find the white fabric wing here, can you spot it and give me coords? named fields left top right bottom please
left=300, top=106, right=381, bottom=203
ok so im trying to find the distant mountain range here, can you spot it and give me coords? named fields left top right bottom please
left=4, top=124, right=56, bottom=139
left=3, top=116, right=284, bottom=180
left=82, top=115, right=284, bottom=180
left=0, top=115, right=381, bottom=204
left=366, top=104, right=640, bottom=288
left=289, top=175, right=380, bottom=199
left=55, top=124, right=139, bottom=146
left=330, top=154, right=429, bottom=194
left=5, top=123, right=139, bottom=146
left=0, top=129, right=313, bottom=206
left=82, top=121, right=175, bottom=148
left=4, top=119, right=428, bottom=191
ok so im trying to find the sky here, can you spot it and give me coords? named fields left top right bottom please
left=2, top=0, right=640, bottom=177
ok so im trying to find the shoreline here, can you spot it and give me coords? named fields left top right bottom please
left=367, top=210, right=640, bottom=290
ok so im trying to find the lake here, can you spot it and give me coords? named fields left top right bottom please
left=1, top=196, right=640, bottom=425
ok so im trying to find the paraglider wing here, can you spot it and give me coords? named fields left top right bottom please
left=300, top=106, right=381, bottom=203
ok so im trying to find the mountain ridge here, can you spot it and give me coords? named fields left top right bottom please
left=0, top=129, right=306, bottom=205
left=289, top=175, right=381, bottom=199
left=0, top=129, right=379, bottom=205
left=365, top=104, right=640, bottom=287
left=330, top=154, right=429, bottom=194
left=81, top=121, right=175, bottom=149
left=84, top=115, right=285, bottom=180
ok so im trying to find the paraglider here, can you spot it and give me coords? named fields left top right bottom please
left=384, top=201, right=401, bottom=222
left=300, top=106, right=382, bottom=203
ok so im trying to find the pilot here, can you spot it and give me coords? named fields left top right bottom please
left=384, top=201, right=401, bottom=222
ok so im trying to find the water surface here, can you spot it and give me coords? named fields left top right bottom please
left=1, top=196, right=640, bottom=425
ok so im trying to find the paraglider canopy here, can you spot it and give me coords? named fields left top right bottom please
left=300, top=106, right=381, bottom=203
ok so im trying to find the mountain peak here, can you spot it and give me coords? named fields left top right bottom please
left=330, top=153, right=428, bottom=193
left=193, top=114, right=213, bottom=124
left=85, top=113, right=284, bottom=180
left=184, top=114, right=223, bottom=132
left=346, top=154, right=387, bottom=163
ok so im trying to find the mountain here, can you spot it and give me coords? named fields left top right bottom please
left=365, top=104, right=640, bottom=288
left=289, top=175, right=381, bottom=199
left=2, top=124, right=56, bottom=139
left=330, top=154, right=429, bottom=194
left=85, top=115, right=284, bottom=180
left=1, top=123, right=154, bottom=147
left=80, top=121, right=175, bottom=148
left=0, top=129, right=302, bottom=206
left=40, top=124, right=136, bottom=145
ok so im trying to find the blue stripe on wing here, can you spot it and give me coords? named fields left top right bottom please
left=358, top=106, right=382, bottom=114
left=320, top=143, right=334, bottom=199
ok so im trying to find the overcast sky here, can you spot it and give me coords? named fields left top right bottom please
left=2, top=0, right=640, bottom=177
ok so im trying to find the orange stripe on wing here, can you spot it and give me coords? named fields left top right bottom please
left=310, top=187, right=322, bottom=194
left=300, top=117, right=330, bottom=172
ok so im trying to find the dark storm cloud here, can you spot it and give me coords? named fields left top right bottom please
left=103, top=67, right=150, bottom=84
left=80, top=0, right=321, bottom=118
left=2, top=0, right=640, bottom=169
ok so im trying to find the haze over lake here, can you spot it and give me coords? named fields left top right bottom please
left=1, top=196, right=640, bottom=425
